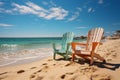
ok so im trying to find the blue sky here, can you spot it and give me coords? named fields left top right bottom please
left=0, top=0, right=120, bottom=37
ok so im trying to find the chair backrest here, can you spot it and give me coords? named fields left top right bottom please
left=61, top=32, right=74, bottom=51
left=86, top=28, right=104, bottom=51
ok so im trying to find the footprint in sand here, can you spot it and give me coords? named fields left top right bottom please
left=33, top=69, right=42, bottom=74
left=107, top=58, right=112, bottom=61
left=30, top=67, right=37, bottom=69
left=91, top=73, right=111, bottom=80
left=30, top=74, right=36, bottom=79
left=0, top=72, right=8, bottom=79
left=61, top=74, right=66, bottom=79
left=66, top=72, right=74, bottom=75
left=34, top=66, right=48, bottom=74
left=79, top=66, right=98, bottom=73
left=112, top=53, right=117, bottom=57
left=37, top=70, right=42, bottom=72
left=60, top=72, right=74, bottom=79
left=47, top=59, right=53, bottom=61
left=42, top=63, right=47, bottom=65
left=17, top=70, right=25, bottom=74
left=30, top=75, right=44, bottom=80
left=0, top=72, right=8, bottom=75
left=65, top=62, right=74, bottom=66
left=35, top=76, right=44, bottom=80
left=42, top=66, right=49, bottom=69
left=41, top=66, right=49, bottom=72
left=53, top=63, right=56, bottom=66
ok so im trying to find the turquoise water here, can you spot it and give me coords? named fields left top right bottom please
left=0, top=37, right=62, bottom=53
left=0, top=37, right=86, bottom=66
left=0, top=37, right=85, bottom=53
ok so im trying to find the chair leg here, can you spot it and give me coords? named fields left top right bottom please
left=72, top=53, right=75, bottom=61
left=90, top=54, right=94, bottom=65
left=53, top=52, right=56, bottom=59
left=65, top=54, right=68, bottom=60
left=90, top=58, right=94, bottom=65
left=93, top=53, right=105, bottom=61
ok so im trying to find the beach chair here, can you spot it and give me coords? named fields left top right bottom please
left=71, top=28, right=105, bottom=65
left=53, top=32, right=74, bottom=60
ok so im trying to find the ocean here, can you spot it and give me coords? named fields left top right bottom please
left=0, top=38, right=85, bottom=66
left=0, top=37, right=62, bottom=53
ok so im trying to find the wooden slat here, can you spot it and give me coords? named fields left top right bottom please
left=94, top=28, right=99, bottom=42
left=88, top=29, right=93, bottom=51
left=95, top=28, right=100, bottom=42
left=94, top=28, right=100, bottom=52
left=94, top=28, right=104, bottom=53
left=97, top=28, right=104, bottom=42
left=86, top=28, right=104, bottom=51
left=61, top=32, right=74, bottom=50
left=86, top=30, right=91, bottom=50
left=92, top=28, right=95, bottom=42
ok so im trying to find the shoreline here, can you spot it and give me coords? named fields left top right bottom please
left=0, top=48, right=53, bottom=67
left=0, top=55, right=51, bottom=67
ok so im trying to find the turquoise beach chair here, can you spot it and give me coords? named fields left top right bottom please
left=53, top=32, right=74, bottom=60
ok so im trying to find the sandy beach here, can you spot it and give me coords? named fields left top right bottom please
left=0, top=39, right=120, bottom=80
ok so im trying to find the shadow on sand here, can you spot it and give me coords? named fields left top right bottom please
left=55, top=57, right=120, bottom=71
left=77, top=58, right=120, bottom=70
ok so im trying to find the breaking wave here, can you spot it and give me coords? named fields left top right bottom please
left=0, top=48, right=53, bottom=67
left=1, top=44, right=18, bottom=48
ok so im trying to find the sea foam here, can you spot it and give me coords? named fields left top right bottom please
left=1, top=44, right=18, bottom=48
left=0, top=48, right=53, bottom=67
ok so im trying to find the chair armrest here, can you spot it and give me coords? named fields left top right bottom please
left=71, top=42, right=86, bottom=51
left=52, top=43, right=57, bottom=51
left=92, top=42, right=103, bottom=53
left=92, top=42, right=103, bottom=47
left=66, top=43, right=71, bottom=51
left=71, top=42, right=86, bottom=46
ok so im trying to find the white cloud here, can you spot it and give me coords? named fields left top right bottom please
left=0, top=2, right=68, bottom=20
left=5, top=10, right=13, bottom=13
left=0, top=8, right=13, bottom=14
left=76, top=26, right=87, bottom=29
left=45, top=7, right=68, bottom=20
left=0, top=2, right=3, bottom=6
left=11, top=2, right=68, bottom=20
left=88, top=8, right=92, bottom=12
left=67, top=7, right=82, bottom=21
left=0, top=23, right=13, bottom=27
left=12, top=3, right=38, bottom=14
left=98, top=0, right=103, bottom=4
left=68, top=12, right=79, bottom=21
left=26, top=2, right=47, bottom=12
left=88, top=7, right=95, bottom=13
